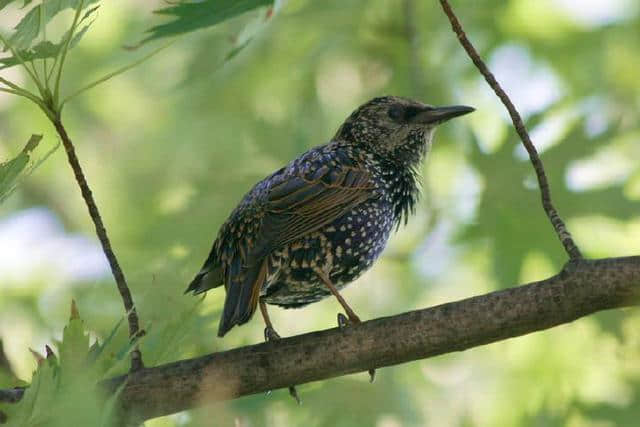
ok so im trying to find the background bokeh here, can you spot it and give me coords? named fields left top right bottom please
left=1, top=0, right=639, bottom=425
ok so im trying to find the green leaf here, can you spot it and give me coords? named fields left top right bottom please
left=0, top=0, right=14, bottom=12
left=142, top=0, right=273, bottom=45
left=58, top=316, right=90, bottom=387
left=0, top=14, right=94, bottom=70
left=0, top=134, right=41, bottom=204
left=86, top=317, right=123, bottom=366
left=1, top=351, right=59, bottom=426
left=0, top=0, right=29, bottom=12
left=6, top=0, right=99, bottom=51
left=0, top=304, right=126, bottom=426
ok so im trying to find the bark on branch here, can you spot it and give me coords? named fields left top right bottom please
left=92, top=256, right=640, bottom=421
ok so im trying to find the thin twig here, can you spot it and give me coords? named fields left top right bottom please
left=60, top=41, right=174, bottom=108
left=53, top=0, right=84, bottom=105
left=51, top=118, right=144, bottom=372
left=438, top=0, right=582, bottom=260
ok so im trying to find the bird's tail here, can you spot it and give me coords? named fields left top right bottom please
left=184, top=264, right=224, bottom=295
left=217, top=260, right=267, bottom=337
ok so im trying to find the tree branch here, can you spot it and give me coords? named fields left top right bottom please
left=91, top=256, right=638, bottom=421
left=2, top=257, right=639, bottom=420
left=437, top=0, right=582, bottom=260
left=51, top=118, right=144, bottom=372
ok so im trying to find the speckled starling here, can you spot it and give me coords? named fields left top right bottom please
left=186, top=96, right=473, bottom=340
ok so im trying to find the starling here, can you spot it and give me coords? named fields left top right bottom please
left=186, top=96, right=473, bottom=339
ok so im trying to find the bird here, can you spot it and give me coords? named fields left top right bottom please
left=186, top=95, right=473, bottom=340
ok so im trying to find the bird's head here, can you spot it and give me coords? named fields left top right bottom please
left=334, top=96, right=474, bottom=166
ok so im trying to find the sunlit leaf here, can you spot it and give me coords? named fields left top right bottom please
left=58, top=317, right=90, bottom=387
left=0, top=304, right=125, bottom=426
left=0, top=0, right=29, bottom=12
left=0, top=0, right=14, bottom=12
left=0, top=14, right=94, bottom=70
left=142, top=0, right=273, bottom=45
left=6, top=0, right=99, bottom=51
left=1, top=350, right=58, bottom=426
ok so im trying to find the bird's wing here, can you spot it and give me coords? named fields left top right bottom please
left=260, top=164, right=376, bottom=254
left=216, top=162, right=377, bottom=337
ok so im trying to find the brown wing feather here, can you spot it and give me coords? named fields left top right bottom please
left=258, top=166, right=375, bottom=256
left=215, top=163, right=376, bottom=336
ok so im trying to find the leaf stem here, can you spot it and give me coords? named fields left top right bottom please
left=0, top=33, right=47, bottom=98
left=41, top=0, right=49, bottom=90
left=0, top=77, right=56, bottom=120
left=46, top=53, right=59, bottom=84
left=60, top=41, right=174, bottom=108
left=53, top=0, right=84, bottom=105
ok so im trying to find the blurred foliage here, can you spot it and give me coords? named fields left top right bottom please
left=0, top=0, right=639, bottom=426
left=0, top=302, right=130, bottom=426
left=142, top=0, right=274, bottom=45
left=0, top=134, right=40, bottom=203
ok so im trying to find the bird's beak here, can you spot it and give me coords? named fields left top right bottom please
left=410, top=105, right=475, bottom=125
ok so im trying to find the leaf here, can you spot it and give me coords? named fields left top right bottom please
left=0, top=0, right=29, bottom=12
left=6, top=0, right=99, bottom=51
left=58, top=314, right=90, bottom=386
left=86, top=317, right=123, bottom=366
left=0, top=134, right=42, bottom=203
left=0, top=4, right=97, bottom=69
left=142, top=0, right=273, bottom=45
left=460, top=114, right=638, bottom=288
left=0, top=303, right=127, bottom=426
left=1, top=350, right=59, bottom=426
left=0, top=0, right=14, bottom=12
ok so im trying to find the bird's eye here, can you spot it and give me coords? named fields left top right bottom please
left=387, top=106, right=404, bottom=121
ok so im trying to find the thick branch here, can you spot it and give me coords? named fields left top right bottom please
left=92, top=256, right=640, bottom=421
left=438, top=0, right=582, bottom=260
left=51, top=118, right=144, bottom=372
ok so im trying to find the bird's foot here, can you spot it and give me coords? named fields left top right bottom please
left=337, top=312, right=360, bottom=328
left=336, top=314, right=375, bottom=382
left=263, top=326, right=301, bottom=404
left=288, top=385, right=301, bottom=405
left=368, top=368, right=376, bottom=383
left=264, top=325, right=281, bottom=341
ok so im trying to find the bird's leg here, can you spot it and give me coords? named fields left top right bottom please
left=314, top=270, right=375, bottom=382
left=259, top=298, right=280, bottom=341
left=258, top=298, right=301, bottom=404
left=315, top=270, right=361, bottom=324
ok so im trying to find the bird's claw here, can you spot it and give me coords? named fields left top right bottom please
left=264, top=326, right=281, bottom=342
left=336, top=314, right=374, bottom=381
left=337, top=312, right=348, bottom=328
left=337, top=312, right=361, bottom=328
left=289, top=386, right=301, bottom=405
left=263, top=326, right=300, bottom=403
